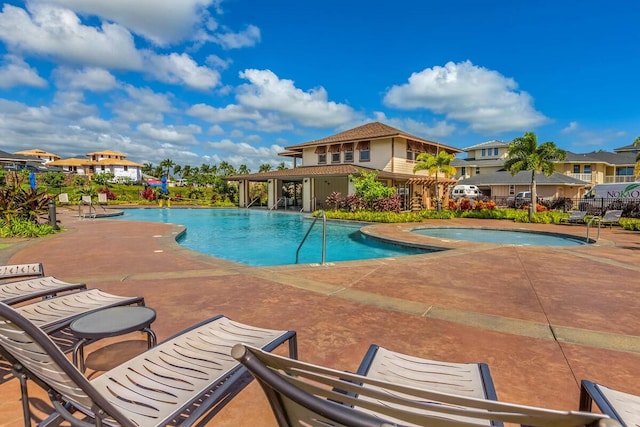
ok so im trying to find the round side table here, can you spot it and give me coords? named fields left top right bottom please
left=70, top=306, right=157, bottom=372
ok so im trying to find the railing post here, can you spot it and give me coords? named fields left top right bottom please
left=321, top=213, right=326, bottom=265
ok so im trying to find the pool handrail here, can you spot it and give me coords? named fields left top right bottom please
left=295, top=210, right=326, bottom=265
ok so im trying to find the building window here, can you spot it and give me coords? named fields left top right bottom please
left=573, top=164, right=580, bottom=173
left=101, top=165, right=105, bottom=171
left=617, top=167, right=634, bottom=176
left=406, top=141, right=421, bottom=162
left=509, top=185, right=515, bottom=195
left=315, top=146, right=327, bottom=164
left=357, top=141, right=370, bottom=162
left=475, top=167, right=480, bottom=175
left=124, top=165, right=128, bottom=171
left=481, top=148, right=486, bottom=157
left=342, top=143, right=354, bottom=163
left=461, top=167, right=466, bottom=176
left=329, top=144, right=341, bottom=163
left=584, top=164, right=591, bottom=174
left=493, top=148, right=499, bottom=156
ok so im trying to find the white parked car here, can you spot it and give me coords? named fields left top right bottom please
left=451, top=185, right=481, bottom=199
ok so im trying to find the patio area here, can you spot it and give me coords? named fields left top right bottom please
left=1, top=207, right=639, bottom=426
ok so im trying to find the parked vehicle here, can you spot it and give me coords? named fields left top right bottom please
left=451, top=185, right=481, bottom=199
left=506, top=191, right=543, bottom=208
left=579, top=182, right=640, bottom=211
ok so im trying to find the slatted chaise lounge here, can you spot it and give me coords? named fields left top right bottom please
left=14, top=288, right=145, bottom=352
left=0, top=276, right=86, bottom=305
left=0, top=263, right=44, bottom=281
left=357, top=344, right=500, bottom=425
left=580, top=380, right=640, bottom=427
left=0, top=302, right=297, bottom=427
left=560, top=211, right=588, bottom=224
left=232, top=344, right=620, bottom=427
left=596, top=210, right=623, bottom=229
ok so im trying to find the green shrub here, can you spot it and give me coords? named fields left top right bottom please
left=319, top=210, right=424, bottom=223
left=0, top=217, right=58, bottom=237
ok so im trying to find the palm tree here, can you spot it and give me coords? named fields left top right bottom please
left=504, top=132, right=566, bottom=221
left=141, top=162, right=154, bottom=176
left=413, top=150, right=456, bottom=211
left=159, top=159, right=175, bottom=178
left=277, top=162, right=287, bottom=170
left=238, top=164, right=250, bottom=175
left=259, top=163, right=272, bottom=173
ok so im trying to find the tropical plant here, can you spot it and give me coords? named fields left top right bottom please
left=238, top=164, right=250, bottom=175
left=92, top=172, right=115, bottom=186
left=40, top=171, right=65, bottom=189
left=350, top=171, right=395, bottom=205
left=159, top=159, right=175, bottom=178
left=259, top=163, right=272, bottom=173
left=413, top=151, right=456, bottom=211
left=277, top=162, right=287, bottom=170
left=504, top=132, right=566, bottom=221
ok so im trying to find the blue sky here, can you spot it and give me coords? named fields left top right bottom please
left=0, top=0, right=638, bottom=171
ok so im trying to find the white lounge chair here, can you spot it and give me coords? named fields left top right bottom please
left=595, top=210, right=623, bottom=229
left=0, top=303, right=297, bottom=427
left=0, top=263, right=44, bottom=281
left=580, top=380, right=640, bottom=427
left=232, top=344, right=620, bottom=427
left=0, top=276, right=86, bottom=305
left=560, top=211, right=588, bottom=224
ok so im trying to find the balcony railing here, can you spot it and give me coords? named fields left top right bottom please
left=568, top=173, right=593, bottom=182
left=604, top=175, right=638, bottom=183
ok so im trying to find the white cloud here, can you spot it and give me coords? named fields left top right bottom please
left=210, top=25, right=261, bottom=49
left=0, top=54, right=48, bottom=88
left=383, top=60, right=549, bottom=134
left=78, top=115, right=114, bottom=131
left=111, top=85, right=175, bottom=123
left=206, top=138, right=286, bottom=169
left=236, top=69, right=357, bottom=128
left=137, top=122, right=201, bottom=143
left=372, top=112, right=456, bottom=139
left=35, top=0, right=222, bottom=46
left=188, top=103, right=263, bottom=123
left=207, top=124, right=224, bottom=135
left=143, top=52, right=220, bottom=90
left=0, top=4, right=143, bottom=69
left=561, top=121, right=578, bottom=134
left=54, top=67, right=118, bottom=92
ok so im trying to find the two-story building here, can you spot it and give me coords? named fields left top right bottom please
left=452, top=140, right=639, bottom=200
left=231, top=122, right=461, bottom=212
left=49, top=150, right=143, bottom=182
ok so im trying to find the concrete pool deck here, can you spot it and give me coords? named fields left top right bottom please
left=1, top=207, right=639, bottom=426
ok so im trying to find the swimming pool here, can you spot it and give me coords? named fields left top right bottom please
left=114, top=209, right=434, bottom=266
left=412, top=227, right=587, bottom=246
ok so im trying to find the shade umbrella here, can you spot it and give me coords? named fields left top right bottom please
left=29, top=171, right=36, bottom=190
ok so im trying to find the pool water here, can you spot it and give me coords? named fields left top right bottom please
left=413, top=228, right=587, bottom=246
left=114, top=209, right=432, bottom=266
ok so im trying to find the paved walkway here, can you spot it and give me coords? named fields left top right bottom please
left=1, top=207, right=639, bottom=426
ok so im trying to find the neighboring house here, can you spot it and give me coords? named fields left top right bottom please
left=453, top=140, right=639, bottom=199
left=451, top=140, right=510, bottom=180
left=49, top=150, right=143, bottom=182
left=13, top=148, right=61, bottom=163
left=556, top=150, right=638, bottom=185
left=456, top=171, right=588, bottom=200
left=230, top=122, right=462, bottom=212
left=0, top=149, right=61, bottom=172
